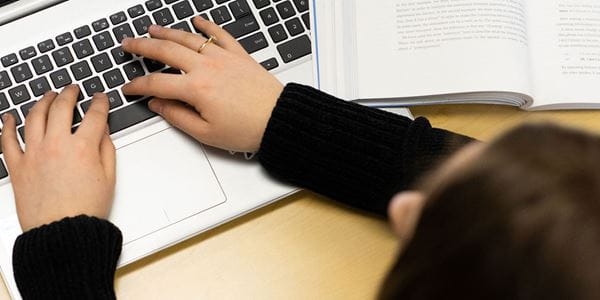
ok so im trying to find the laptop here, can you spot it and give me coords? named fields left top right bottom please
left=0, top=0, right=313, bottom=297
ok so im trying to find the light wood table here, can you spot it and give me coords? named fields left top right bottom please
left=2, top=104, right=600, bottom=299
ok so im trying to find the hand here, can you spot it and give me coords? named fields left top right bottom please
left=121, top=17, right=284, bottom=153
left=1, top=86, right=116, bottom=231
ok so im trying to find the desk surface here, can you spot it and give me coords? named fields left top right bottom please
left=3, top=104, right=600, bottom=299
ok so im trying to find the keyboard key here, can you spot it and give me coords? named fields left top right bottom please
left=268, top=24, right=287, bottom=43
left=37, top=39, right=55, bottom=53
left=253, top=0, right=270, bottom=9
left=276, top=1, right=295, bottom=19
left=29, top=77, right=51, bottom=97
left=31, top=55, right=54, bottom=75
left=73, top=109, right=82, bottom=124
left=110, top=11, right=128, bottom=25
left=285, top=17, right=304, bottom=36
left=74, top=25, right=92, bottom=39
left=18, top=126, right=25, bottom=142
left=128, top=4, right=145, bottom=18
left=92, top=18, right=110, bottom=32
left=113, top=23, right=135, bottom=43
left=143, top=58, right=165, bottom=72
left=133, top=15, right=153, bottom=35
left=19, top=47, right=36, bottom=60
left=277, top=34, right=311, bottom=63
left=8, top=85, right=30, bottom=105
left=162, top=67, right=181, bottom=74
left=82, top=77, right=105, bottom=96
left=70, top=61, right=93, bottom=81
left=223, top=15, right=260, bottom=38
left=1, top=53, right=18, bottom=68
left=0, top=159, right=7, bottom=179
left=20, top=100, right=37, bottom=118
left=73, top=39, right=94, bottom=59
left=111, top=47, right=133, bottom=64
left=292, top=0, right=308, bottom=12
left=171, top=21, right=192, bottom=32
left=173, top=1, right=194, bottom=19
left=239, top=32, right=269, bottom=54
left=56, top=32, right=74, bottom=46
left=123, top=61, right=145, bottom=80
left=145, top=0, right=163, bottom=11
left=50, top=69, right=72, bottom=89
left=82, top=90, right=123, bottom=111
left=92, top=31, right=115, bottom=51
left=10, top=63, right=33, bottom=83
left=259, top=7, right=279, bottom=26
left=210, top=6, right=232, bottom=25
left=302, top=12, right=310, bottom=29
left=103, top=69, right=126, bottom=89
left=192, top=0, right=214, bottom=12
left=229, top=0, right=251, bottom=19
left=108, top=99, right=157, bottom=134
left=153, top=8, right=175, bottom=26
left=91, top=53, right=113, bottom=73
left=106, top=90, right=124, bottom=109
left=0, top=93, right=9, bottom=111
left=51, top=47, right=74, bottom=67
left=0, top=71, right=12, bottom=91
left=3, top=109, right=22, bottom=126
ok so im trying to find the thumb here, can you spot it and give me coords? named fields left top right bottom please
left=148, top=98, right=210, bottom=142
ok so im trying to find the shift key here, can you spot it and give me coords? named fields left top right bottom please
left=108, top=99, right=157, bottom=134
left=277, top=35, right=311, bottom=63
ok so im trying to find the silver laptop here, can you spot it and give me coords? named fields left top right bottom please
left=0, top=0, right=313, bottom=297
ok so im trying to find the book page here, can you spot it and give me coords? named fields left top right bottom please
left=527, top=1, right=600, bottom=107
left=353, top=0, right=532, bottom=101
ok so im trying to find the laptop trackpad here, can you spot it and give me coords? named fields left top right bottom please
left=108, top=128, right=227, bottom=244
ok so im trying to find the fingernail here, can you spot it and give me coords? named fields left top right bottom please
left=122, top=38, right=131, bottom=46
left=197, top=15, right=205, bottom=21
left=149, top=24, right=162, bottom=34
left=148, top=99, right=162, bottom=113
left=2, top=113, right=10, bottom=123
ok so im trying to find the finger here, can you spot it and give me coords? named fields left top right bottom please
left=121, top=73, right=189, bottom=101
left=121, top=38, right=201, bottom=73
left=1, top=113, right=23, bottom=168
left=192, top=16, right=248, bottom=56
left=148, top=25, right=218, bottom=55
left=24, top=91, right=57, bottom=145
left=46, top=85, right=79, bottom=137
left=77, top=93, right=110, bottom=144
left=99, top=130, right=116, bottom=183
left=147, top=98, right=210, bottom=141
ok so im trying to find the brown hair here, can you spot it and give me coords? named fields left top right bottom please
left=380, top=123, right=600, bottom=299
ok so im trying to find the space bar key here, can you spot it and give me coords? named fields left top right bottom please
left=108, top=99, right=157, bottom=134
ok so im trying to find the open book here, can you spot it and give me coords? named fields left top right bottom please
left=311, top=0, right=600, bottom=110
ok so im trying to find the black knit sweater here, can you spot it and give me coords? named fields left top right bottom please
left=11, top=83, right=473, bottom=299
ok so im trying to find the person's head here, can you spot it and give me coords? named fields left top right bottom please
left=382, top=123, right=600, bottom=299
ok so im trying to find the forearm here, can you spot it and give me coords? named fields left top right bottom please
left=258, top=83, right=474, bottom=217
left=13, top=215, right=122, bottom=300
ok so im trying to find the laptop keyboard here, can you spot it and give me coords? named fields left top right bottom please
left=0, top=0, right=312, bottom=179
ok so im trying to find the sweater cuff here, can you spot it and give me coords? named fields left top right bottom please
left=258, top=83, right=414, bottom=216
left=13, top=215, right=122, bottom=300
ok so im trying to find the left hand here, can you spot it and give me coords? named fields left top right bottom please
left=1, top=86, right=116, bottom=231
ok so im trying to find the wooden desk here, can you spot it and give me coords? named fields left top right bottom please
left=2, top=105, right=600, bottom=299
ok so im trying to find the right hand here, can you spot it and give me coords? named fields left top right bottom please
left=121, top=17, right=284, bottom=153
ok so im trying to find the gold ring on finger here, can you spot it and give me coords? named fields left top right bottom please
left=198, top=35, right=217, bottom=54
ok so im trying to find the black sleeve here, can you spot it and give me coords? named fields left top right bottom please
left=12, top=215, right=122, bottom=300
left=258, top=83, right=475, bottom=217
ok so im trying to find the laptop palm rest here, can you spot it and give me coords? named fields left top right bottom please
left=109, top=128, right=227, bottom=244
